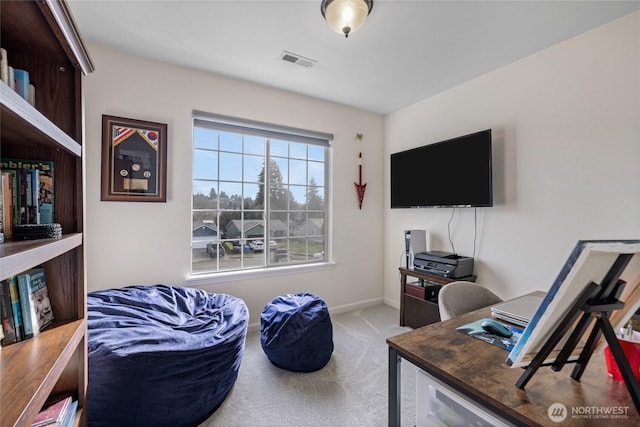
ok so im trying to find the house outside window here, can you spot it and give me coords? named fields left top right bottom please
left=191, top=111, right=332, bottom=275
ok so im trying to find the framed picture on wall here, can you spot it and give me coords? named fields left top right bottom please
left=101, top=115, right=167, bottom=202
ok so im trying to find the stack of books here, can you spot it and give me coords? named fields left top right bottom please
left=0, top=158, right=55, bottom=240
left=32, top=395, right=78, bottom=427
left=0, top=267, right=54, bottom=347
left=1, top=47, right=36, bottom=105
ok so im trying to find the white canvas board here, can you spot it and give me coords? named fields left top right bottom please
left=507, top=240, right=640, bottom=368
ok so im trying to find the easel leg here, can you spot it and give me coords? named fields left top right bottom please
left=388, top=347, right=401, bottom=427
left=570, top=319, right=602, bottom=381
left=514, top=253, right=639, bottom=414
left=570, top=282, right=627, bottom=381
left=516, top=283, right=599, bottom=389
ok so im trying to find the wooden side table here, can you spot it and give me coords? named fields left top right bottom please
left=399, top=267, right=476, bottom=328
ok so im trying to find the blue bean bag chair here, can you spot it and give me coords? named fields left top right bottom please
left=87, top=285, right=248, bottom=427
left=260, top=292, right=333, bottom=372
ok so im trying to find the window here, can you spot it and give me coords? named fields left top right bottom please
left=191, top=111, right=332, bottom=275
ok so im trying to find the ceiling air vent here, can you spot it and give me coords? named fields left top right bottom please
left=280, top=51, right=316, bottom=68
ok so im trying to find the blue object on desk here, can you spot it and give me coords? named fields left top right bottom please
left=457, top=318, right=523, bottom=351
left=481, top=318, right=513, bottom=338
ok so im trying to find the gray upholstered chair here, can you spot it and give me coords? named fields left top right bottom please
left=438, top=281, right=503, bottom=321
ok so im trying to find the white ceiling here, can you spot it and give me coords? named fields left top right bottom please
left=67, top=1, right=639, bottom=115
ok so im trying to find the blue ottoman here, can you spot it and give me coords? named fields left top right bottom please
left=87, top=285, right=248, bottom=427
left=260, top=292, right=333, bottom=372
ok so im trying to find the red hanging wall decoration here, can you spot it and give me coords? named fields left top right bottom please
left=355, top=151, right=367, bottom=209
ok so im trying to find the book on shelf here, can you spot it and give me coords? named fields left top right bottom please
left=0, top=158, right=55, bottom=228
left=7, top=276, right=25, bottom=342
left=24, top=268, right=54, bottom=331
left=17, top=271, right=42, bottom=338
left=1, top=171, right=16, bottom=238
left=17, top=169, right=30, bottom=224
left=1, top=168, right=21, bottom=228
left=3, top=170, right=18, bottom=226
left=0, top=47, right=7, bottom=84
left=60, top=399, right=78, bottom=427
left=37, top=161, right=54, bottom=224
left=0, top=173, right=4, bottom=240
left=32, top=395, right=73, bottom=427
left=0, top=48, right=36, bottom=104
left=13, top=68, right=29, bottom=101
left=26, top=168, right=40, bottom=224
left=0, top=269, right=54, bottom=346
left=29, top=83, right=35, bottom=106
left=8, top=65, right=14, bottom=91
left=0, top=280, right=18, bottom=346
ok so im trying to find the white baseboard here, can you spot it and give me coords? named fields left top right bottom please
left=328, top=297, right=385, bottom=315
left=384, top=297, right=400, bottom=310
left=246, top=297, right=388, bottom=333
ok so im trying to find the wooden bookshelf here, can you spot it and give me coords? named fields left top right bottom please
left=0, top=1, right=94, bottom=426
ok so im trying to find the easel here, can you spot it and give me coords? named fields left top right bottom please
left=515, top=253, right=640, bottom=413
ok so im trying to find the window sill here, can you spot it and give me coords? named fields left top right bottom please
left=186, top=261, right=336, bottom=286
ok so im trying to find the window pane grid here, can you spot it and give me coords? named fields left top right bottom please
left=192, top=116, right=329, bottom=275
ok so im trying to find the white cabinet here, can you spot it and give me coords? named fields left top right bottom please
left=416, top=369, right=512, bottom=427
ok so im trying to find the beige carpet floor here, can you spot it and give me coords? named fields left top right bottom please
left=200, top=304, right=417, bottom=427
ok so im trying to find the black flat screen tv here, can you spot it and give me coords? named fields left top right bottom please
left=390, top=129, right=493, bottom=208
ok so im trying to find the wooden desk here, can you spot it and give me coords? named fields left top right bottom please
left=399, top=267, right=476, bottom=328
left=387, top=292, right=640, bottom=426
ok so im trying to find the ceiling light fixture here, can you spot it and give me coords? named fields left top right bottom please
left=321, top=0, right=374, bottom=38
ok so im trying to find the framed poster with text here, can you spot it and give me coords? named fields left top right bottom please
left=101, top=115, right=167, bottom=202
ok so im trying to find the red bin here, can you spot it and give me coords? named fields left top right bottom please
left=604, top=338, right=640, bottom=383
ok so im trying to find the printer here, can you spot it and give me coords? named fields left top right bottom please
left=413, top=251, right=474, bottom=279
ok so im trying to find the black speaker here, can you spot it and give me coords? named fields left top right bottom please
left=425, top=284, right=443, bottom=303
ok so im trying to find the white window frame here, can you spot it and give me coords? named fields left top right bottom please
left=188, top=111, right=334, bottom=282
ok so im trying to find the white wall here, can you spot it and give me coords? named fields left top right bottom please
left=83, top=44, right=385, bottom=325
left=384, top=12, right=640, bottom=304
left=85, top=11, right=639, bottom=324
